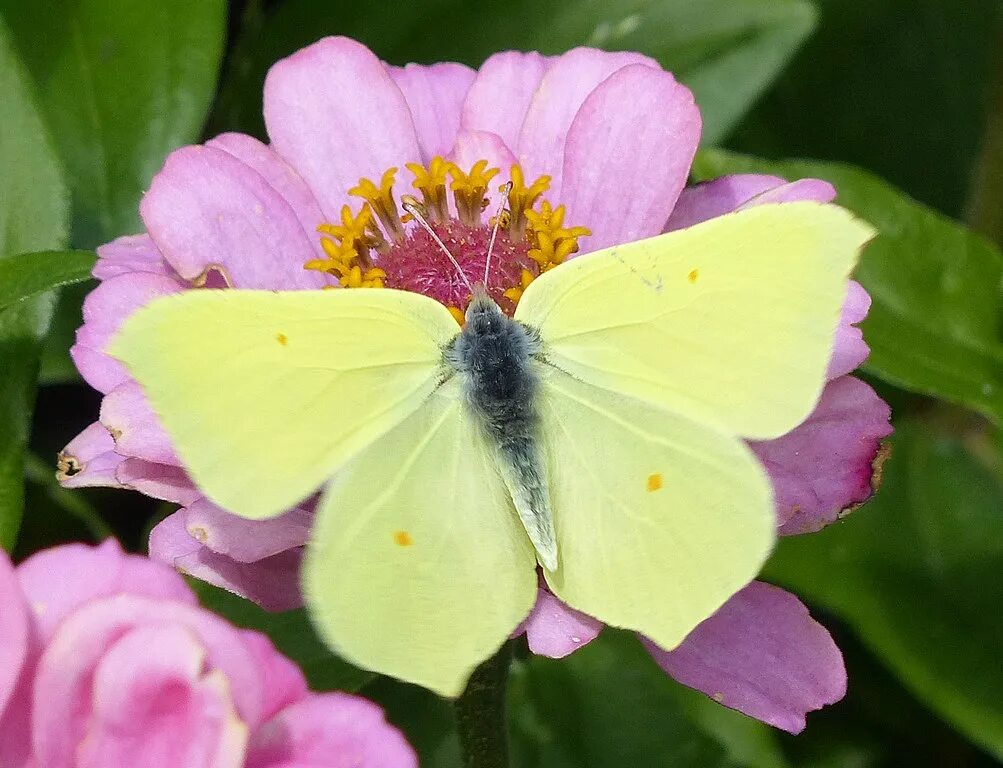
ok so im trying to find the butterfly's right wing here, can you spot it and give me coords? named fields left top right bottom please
left=538, top=369, right=774, bottom=655
left=110, top=288, right=458, bottom=519
left=304, top=379, right=538, bottom=697
left=515, top=203, right=874, bottom=440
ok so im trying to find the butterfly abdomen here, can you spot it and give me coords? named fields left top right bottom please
left=447, top=294, right=558, bottom=571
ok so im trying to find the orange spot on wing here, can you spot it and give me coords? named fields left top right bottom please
left=393, top=530, right=413, bottom=547
left=647, top=473, right=663, bottom=492
left=687, top=269, right=699, bottom=283
left=276, top=333, right=288, bottom=346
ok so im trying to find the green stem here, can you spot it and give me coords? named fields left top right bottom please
left=455, top=642, right=513, bottom=768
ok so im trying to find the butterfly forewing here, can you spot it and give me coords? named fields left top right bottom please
left=110, top=288, right=459, bottom=519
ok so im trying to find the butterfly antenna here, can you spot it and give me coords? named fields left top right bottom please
left=401, top=196, right=475, bottom=296
left=484, top=181, right=513, bottom=286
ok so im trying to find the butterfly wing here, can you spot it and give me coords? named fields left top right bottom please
left=514, top=202, right=875, bottom=440
left=109, top=288, right=458, bottom=519
left=538, top=369, right=774, bottom=652
left=303, top=378, right=537, bottom=697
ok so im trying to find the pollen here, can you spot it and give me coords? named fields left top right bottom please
left=647, top=473, right=663, bottom=492
left=276, top=333, right=288, bottom=346
left=393, top=530, right=414, bottom=547
left=305, top=157, right=589, bottom=314
left=688, top=268, right=699, bottom=283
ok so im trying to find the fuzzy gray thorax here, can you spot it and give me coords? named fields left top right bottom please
left=445, top=292, right=557, bottom=570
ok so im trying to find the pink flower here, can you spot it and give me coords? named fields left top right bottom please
left=0, top=540, right=415, bottom=768
left=58, top=37, right=891, bottom=730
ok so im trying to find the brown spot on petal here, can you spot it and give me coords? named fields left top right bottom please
left=688, top=268, right=699, bottom=283
left=56, top=452, right=82, bottom=479
left=107, top=427, right=123, bottom=442
left=189, top=525, right=209, bottom=544
left=838, top=439, right=893, bottom=520
left=190, top=263, right=234, bottom=289
left=712, top=692, right=725, bottom=703
left=276, top=333, right=288, bottom=346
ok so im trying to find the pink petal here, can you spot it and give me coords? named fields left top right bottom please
left=100, top=380, right=180, bottom=465
left=517, top=48, right=658, bottom=194
left=150, top=513, right=304, bottom=612
left=828, top=281, right=872, bottom=379
left=141, top=145, right=324, bottom=289
left=238, top=631, right=308, bottom=723
left=33, top=594, right=267, bottom=766
left=461, top=51, right=550, bottom=153
left=207, top=132, right=330, bottom=263
left=246, top=693, right=417, bottom=768
left=264, top=37, right=421, bottom=219
left=665, top=173, right=835, bottom=231
left=56, top=421, right=126, bottom=489
left=71, top=273, right=184, bottom=393
left=449, top=129, right=518, bottom=211
left=390, top=62, right=476, bottom=161
left=739, top=178, right=837, bottom=207
left=75, top=625, right=248, bottom=768
left=183, top=498, right=312, bottom=563
left=752, top=376, right=893, bottom=535
left=644, top=581, right=846, bottom=733
left=0, top=550, right=29, bottom=718
left=0, top=668, right=31, bottom=768
left=16, top=539, right=195, bottom=642
left=93, top=233, right=176, bottom=281
left=561, top=64, right=701, bottom=252
left=116, top=458, right=201, bottom=505
left=516, top=588, right=602, bottom=659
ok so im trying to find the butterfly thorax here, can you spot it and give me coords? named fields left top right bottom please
left=445, top=291, right=557, bottom=570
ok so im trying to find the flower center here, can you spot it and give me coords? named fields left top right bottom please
left=304, top=157, right=589, bottom=321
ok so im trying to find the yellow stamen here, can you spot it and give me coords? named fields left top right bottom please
left=505, top=165, right=550, bottom=240
left=350, top=168, right=404, bottom=242
left=305, top=159, right=588, bottom=307
left=447, top=305, right=466, bottom=325
left=502, top=268, right=536, bottom=304
left=450, top=160, right=500, bottom=226
left=407, top=156, right=453, bottom=223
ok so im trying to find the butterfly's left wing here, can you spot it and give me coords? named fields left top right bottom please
left=539, top=369, right=774, bottom=653
left=304, top=378, right=537, bottom=698
left=110, top=288, right=458, bottom=519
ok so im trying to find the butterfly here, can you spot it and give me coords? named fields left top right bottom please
left=110, top=202, right=873, bottom=696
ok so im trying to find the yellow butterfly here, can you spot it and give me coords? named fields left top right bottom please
left=110, top=202, right=873, bottom=696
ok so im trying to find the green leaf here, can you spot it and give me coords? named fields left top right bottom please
left=214, top=0, right=817, bottom=146
left=729, top=0, right=998, bottom=217
left=668, top=683, right=790, bottom=768
left=2, top=0, right=227, bottom=246
left=509, top=630, right=737, bottom=767
left=761, top=421, right=1003, bottom=759
left=192, top=581, right=376, bottom=693
left=693, top=149, right=1003, bottom=423
left=0, top=250, right=95, bottom=313
left=0, top=18, right=69, bottom=552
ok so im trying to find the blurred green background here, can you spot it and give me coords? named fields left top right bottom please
left=1, top=0, right=1002, bottom=765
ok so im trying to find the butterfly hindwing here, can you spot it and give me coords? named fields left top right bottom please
left=515, top=202, right=875, bottom=440
left=303, top=379, right=537, bottom=697
left=539, top=368, right=775, bottom=652
left=109, top=288, right=459, bottom=519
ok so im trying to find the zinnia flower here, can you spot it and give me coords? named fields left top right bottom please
left=0, top=539, right=415, bottom=767
left=57, top=37, right=892, bottom=731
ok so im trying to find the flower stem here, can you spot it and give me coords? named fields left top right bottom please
left=455, top=642, right=513, bottom=768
